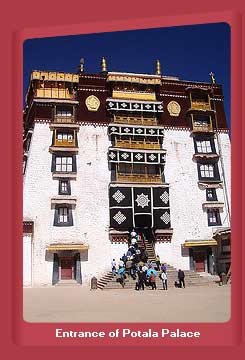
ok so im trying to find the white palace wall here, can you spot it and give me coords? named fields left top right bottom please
left=23, top=123, right=113, bottom=285
left=155, top=129, right=231, bottom=270
left=23, top=123, right=231, bottom=285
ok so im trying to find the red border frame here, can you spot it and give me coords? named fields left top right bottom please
left=2, top=0, right=244, bottom=356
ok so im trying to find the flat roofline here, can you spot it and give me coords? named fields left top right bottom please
left=108, top=71, right=161, bottom=78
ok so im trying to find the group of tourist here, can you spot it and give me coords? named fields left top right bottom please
left=111, top=228, right=186, bottom=290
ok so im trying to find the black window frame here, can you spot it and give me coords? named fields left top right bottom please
left=193, top=136, right=216, bottom=154
left=53, top=205, right=73, bottom=226
left=206, top=188, right=218, bottom=201
left=197, top=161, right=220, bottom=181
left=58, top=179, right=71, bottom=195
left=207, top=209, right=222, bottom=226
left=51, top=153, right=77, bottom=173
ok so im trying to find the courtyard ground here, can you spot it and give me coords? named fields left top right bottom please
left=23, top=283, right=230, bottom=323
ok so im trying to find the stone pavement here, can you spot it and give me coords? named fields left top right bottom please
left=23, top=283, right=230, bottom=323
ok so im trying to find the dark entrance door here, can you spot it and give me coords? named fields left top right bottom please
left=195, top=251, right=205, bottom=272
left=134, top=214, right=152, bottom=228
left=60, top=257, right=73, bottom=279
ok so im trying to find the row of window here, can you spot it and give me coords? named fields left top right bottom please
left=192, top=132, right=222, bottom=226
left=52, top=205, right=221, bottom=227
left=50, top=153, right=220, bottom=184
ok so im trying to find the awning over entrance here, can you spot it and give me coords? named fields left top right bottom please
left=183, top=240, right=217, bottom=247
left=47, top=244, right=89, bottom=251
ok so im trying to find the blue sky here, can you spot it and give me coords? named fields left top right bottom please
left=23, top=22, right=230, bottom=128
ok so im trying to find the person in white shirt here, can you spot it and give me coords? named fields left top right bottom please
left=111, top=259, right=117, bottom=276
left=118, top=258, right=124, bottom=268
left=131, top=237, right=137, bottom=246
left=161, top=271, right=168, bottom=290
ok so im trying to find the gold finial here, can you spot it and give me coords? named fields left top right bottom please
left=156, top=59, right=161, bottom=75
left=101, top=57, right=107, bottom=73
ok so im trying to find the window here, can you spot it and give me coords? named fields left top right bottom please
left=191, top=92, right=209, bottom=103
left=117, top=164, right=160, bottom=176
left=193, top=115, right=211, bottom=128
left=206, top=188, right=217, bottom=201
left=197, top=162, right=220, bottom=181
left=52, top=154, right=76, bottom=173
left=57, top=110, right=72, bottom=117
left=207, top=209, right=222, bottom=226
left=54, top=206, right=73, bottom=226
left=58, top=180, right=71, bottom=195
left=57, top=132, right=73, bottom=142
left=195, top=140, right=212, bottom=153
left=200, top=164, right=214, bottom=178
left=56, top=156, right=72, bottom=172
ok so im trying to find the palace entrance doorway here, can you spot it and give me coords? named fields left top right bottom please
left=60, top=257, right=73, bottom=279
left=134, top=214, right=152, bottom=228
left=194, top=250, right=205, bottom=272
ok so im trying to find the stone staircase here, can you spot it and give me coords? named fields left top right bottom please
left=97, top=264, right=218, bottom=290
left=55, top=280, right=82, bottom=287
left=97, top=234, right=218, bottom=290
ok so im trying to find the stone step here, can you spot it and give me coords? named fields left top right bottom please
left=55, top=280, right=81, bottom=287
left=98, top=266, right=217, bottom=290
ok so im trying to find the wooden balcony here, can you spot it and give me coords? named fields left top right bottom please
left=54, top=115, right=75, bottom=124
left=112, top=90, right=156, bottom=101
left=114, top=115, right=157, bottom=126
left=116, top=173, right=162, bottom=183
left=115, top=138, right=161, bottom=149
left=35, top=88, right=76, bottom=100
left=53, top=138, right=76, bottom=147
left=190, top=101, right=211, bottom=111
left=192, top=124, right=213, bottom=133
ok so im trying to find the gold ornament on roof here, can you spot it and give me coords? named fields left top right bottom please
left=85, top=95, right=100, bottom=111
left=101, top=57, right=107, bottom=72
left=155, top=59, right=161, bottom=75
left=167, top=101, right=181, bottom=117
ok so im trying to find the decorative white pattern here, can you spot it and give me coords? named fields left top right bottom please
left=109, top=152, right=116, bottom=159
left=158, top=104, right=163, bottom=110
left=108, top=102, right=114, bottom=107
left=160, top=191, right=169, bottom=204
left=121, top=103, right=127, bottom=108
left=124, top=128, right=130, bottom=133
left=133, top=103, right=140, bottom=108
left=136, top=128, right=143, bottom=134
left=149, top=154, right=156, bottom=161
left=112, top=190, right=125, bottom=203
left=136, top=193, right=150, bottom=208
left=110, top=127, right=117, bottom=132
left=135, top=153, right=143, bottom=160
left=160, top=212, right=170, bottom=224
left=145, top=104, right=151, bottom=109
left=121, top=152, right=129, bottom=159
left=149, top=129, right=155, bottom=135
left=113, top=211, right=126, bottom=224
